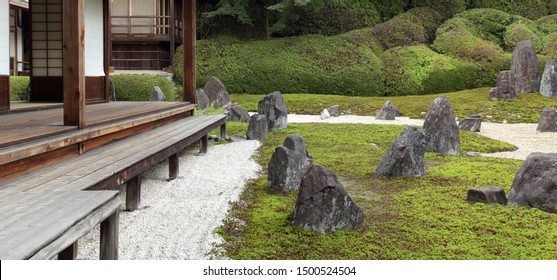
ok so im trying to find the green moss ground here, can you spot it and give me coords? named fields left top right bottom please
left=216, top=122, right=557, bottom=260
left=230, top=88, right=557, bottom=123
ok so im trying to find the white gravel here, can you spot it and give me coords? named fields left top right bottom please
left=76, top=114, right=556, bottom=260
left=77, top=140, right=261, bottom=260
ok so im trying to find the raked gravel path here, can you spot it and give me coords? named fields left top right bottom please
left=77, top=114, right=555, bottom=260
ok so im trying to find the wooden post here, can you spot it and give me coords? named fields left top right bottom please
left=199, top=134, right=208, bottom=154
left=58, top=242, right=78, bottom=260
left=126, top=175, right=141, bottom=211
left=182, top=0, right=195, bottom=103
left=168, top=153, right=179, bottom=181
left=103, top=0, right=111, bottom=102
left=63, top=0, right=86, bottom=128
left=220, top=123, right=227, bottom=140
left=100, top=209, right=119, bottom=260
left=169, top=0, right=175, bottom=63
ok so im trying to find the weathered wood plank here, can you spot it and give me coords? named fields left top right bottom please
left=58, top=242, right=78, bottom=260
left=126, top=175, right=141, bottom=211
left=100, top=208, right=119, bottom=260
left=168, top=153, right=179, bottom=181
left=200, top=134, right=208, bottom=154
left=220, top=123, right=227, bottom=139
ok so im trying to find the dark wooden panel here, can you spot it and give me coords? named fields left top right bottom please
left=0, top=76, right=9, bottom=112
left=183, top=0, right=196, bottom=103
left=30, top=77, right=63, bottom=102
left=86, top=76, right=106, bottom=102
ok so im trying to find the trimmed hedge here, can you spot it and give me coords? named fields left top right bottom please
left=504, top=23, right=542, bottom=52
left=10, top=76, right=29, bottom=101
left=371, top=14, right=428, bottom=49
left=411, top=0, right=467, bottom=19
left=111, top=75, right=175, bottom=101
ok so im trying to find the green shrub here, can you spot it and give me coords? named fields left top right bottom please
left=433, top=18, right=504, bottom=63
left=535, top=14, right=557, bottom=33
left=9, top=76, right=29, bottom=101
left=466, top=0, right=553, bottom=19
left=407, top=7, right=443, bottom=42
left=504, top=23, right=542, bottom=52
left=411, top=0, right=467, bottom=19
left=541, top=33, right=557, bottom=57
left=111, top=74, right=175, bottom=101
left=371, top=14, right=428, bottom=49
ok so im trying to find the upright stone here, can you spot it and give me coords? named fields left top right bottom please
left=267, top=134, right=313, bottom=192
left=108, top=78, right=117, bottom=101
left=203, top=76, right=230, bottom=108
left=196, top=89, right=210, bottom=112
left=507, top=153, right=557, bottom=213
left=537, top=107, right=557, bottom=132
left=489, top=71, right=517, bottom=100
left=423, top=96, right=461, bottom=155
left=510, top=41, right=540, bottom=94
left=540, top=59, right=557, bottom=97
left=467, top=187, right=507, bottom=205
left=320, top=108, right=330, bottom=120
left=150, top=86, right=166, bottom=101
left=246, top=114, right=268, bottom=140
left=258, top=91, right=288, bottom=131
left=227, top=105, right=251, bottom=123
left=376, top=100, right=400, bottom=120
left=376, top=126, right=428, bottom=177
left=328, top=105, right=339, bottom=117
left=292, top=165, right=364, bottom=234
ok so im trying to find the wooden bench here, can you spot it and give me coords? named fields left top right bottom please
left=0, top=115, right=227, bottom=259
left=0, top=190, right=119, bottom=260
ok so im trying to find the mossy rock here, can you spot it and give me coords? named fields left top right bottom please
left=9, top=76, right=29, bottom=101
left=111, top=74, right=175, bottom=101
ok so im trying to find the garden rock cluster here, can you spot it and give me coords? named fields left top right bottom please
left=510, top=41, right=540, bottom=94
left=320, top=105, right=340, bottom=120
left=246, top=114, right=268, bottom=140
left=375, top=126, right=427, bottom=177
left=423, top=96, right=461, bottom=155
left=540, top=59, right=557, bottom=98
left=247, top=91, right=288, bottom=140
left=376, top=100, right=401, bottom=120
left=227, top=105, right=251, bottom=123
left=537, top=107, right=557, bottom=132
left=458, top=115, right=482, bottom=132
left=466, top=187, right=507, bottom=205
left=292, top=164, right=364, bottom=234
left=507, top=153, right=557, bottom=213
left=267, top=134, right=313, bottom=192
left=196, top=89, right=210, bottom=112
left=203, top=76, right=230, bottom=108
left=489, top=71, right=516, bottom=100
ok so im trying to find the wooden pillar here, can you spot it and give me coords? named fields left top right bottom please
left=169, top=0, right=176, bottom=63
left=126, top=175, right=141, bottom=211
left=220, top=123, right=227, bottom=140
left=199, top=134, right=208, bottom=154
left=182, top=0, right=195, bottom=103
left=103, top=0, right=111, bottom=102
left=168, top=153, right=179, bottom=181
left=58, top=242, right=78, bottom=260
left=63, top=0, right=86, bottom=128
left=100, top=209, right=119, bottom=260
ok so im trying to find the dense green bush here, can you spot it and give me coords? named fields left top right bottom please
left=541, top=33, right=557, bottom=57
left=111, top=75, right=175, bottom=101
left=412, top=0, right=467, bottom=19
left=9, top=76, right=29, bottom=101
left=407, top=7, right=443, bottom=41
left=504, top=23, right=542, bottom=52
left=466, top=0, right=554, bottom=19
left=371, top=14, right=428, bottom=49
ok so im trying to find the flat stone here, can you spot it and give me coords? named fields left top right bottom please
left=423, top=96, right=461, bottom=155
left=458, top=118, right=482, bottom=132
left=537, top=107, right=557, bottom=132
left=258, top=91, right=288, bottom=131
left=227, top=105, right=251, bottom=123
left=540, top=59, right=557, bottom=97
left=375, top=126, right=428, bottom=177
left=246, top=114, right=268, bottom=140
left=292, top=164, right=364, bottom=234
left=267, top=134, right=313, bottom=192
left=150, top=86, right=166, bottom=101
left=511, top=41, right=540, bottom=94
left=467, top=186, right=507, bottom=205
left=507, top=153, right=557, bottom=213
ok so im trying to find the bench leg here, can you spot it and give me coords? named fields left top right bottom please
left=100, top=209, right=119, bottom=260
left=168, top=153, right=179, bottom=181
left=58, top=242, right=78, bottom=260
left=199, top=134, right=208, bottom=154
left=220, top=122, right=227, bottom=139
left=126, top=176, right=141, bottom=211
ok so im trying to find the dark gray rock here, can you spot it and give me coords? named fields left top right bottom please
left=490, top=71, right=517, bottom=100
left=108, top=78, right=117, bottom=101
left=537, top=107, right=557, bottom=132
left=267, top=134, right=313, bottom=192
left=376, top=100, right=400, bottom=120
left=467, top=186, right=507, bottom=205
left=227, top=105, right=251, bottom=123
left=150, top=86, right=166, bottom=101
left=328, top=105, right=339, bottom=117
left=458, top=117, right=482, bottom=132
left=510, top=41, right=540, bottom=94
left=540, top=59, right=557, bottom=97
left=246, top=114, right=268, bottom=140
left=507, top=153, right=557, bottom=213
left=258, top=91, right=288, bottom=131
left=196, top=89, right=210, bottom=112
left=292, top=164, right=364, bottom=234
left=203, top=76, right=230, bottom=108
left=376, top=126, right=428, bottom=177
left=423, top=96, right=461, bottom=155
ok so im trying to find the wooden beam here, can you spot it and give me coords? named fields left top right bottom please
left=168, top=153, right=179, bottom=181
left=199, top=134, right=208, bottom=154
left=63, top=0, right=86, bottom=128
left=126, top=175, right=141, bottom=211
left=220, top=123, right=227, bottom=140
left=182, top=0, right=195, bottom=103
left=169, top=0, right=175, bottom=62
